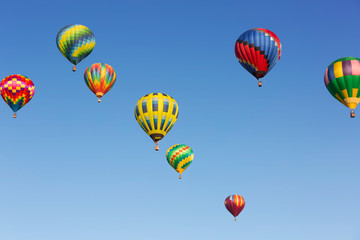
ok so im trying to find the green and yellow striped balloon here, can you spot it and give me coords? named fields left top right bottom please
left=166, top=144, right=194, bottom=179
left=324, top=57, right=360, bottom=118
left=56, top=24, right=95, bottom=71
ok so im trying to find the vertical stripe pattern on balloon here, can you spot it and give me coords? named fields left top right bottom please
left=135, top=93, right=179, bottom=143
left=225, top=194, right=245, bottom=218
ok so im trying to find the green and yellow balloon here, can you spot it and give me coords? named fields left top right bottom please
left=324, top=57, right=360, bottom=118
left=166, top=144, right=194, bottom=179
left=56, top=24, right=95, bottom=72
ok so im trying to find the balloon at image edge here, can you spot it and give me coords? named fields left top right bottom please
left=135, top=93, right=179, bottom=151
left=324, top=57, right=360, bottom=118
left=56, top=24, right=95, bottom=72
left=0, top=74, right=35, bottom=118
left=235, top=28, right=282, bottom=87
left=166, top=144, right=194, bottom=179
left=225, top=194, right=245, bottom=221
left=84, top=63, right=116, bottom=102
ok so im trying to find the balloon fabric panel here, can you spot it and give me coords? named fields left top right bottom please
left=135, top=93, right=179, bottom=143
left=166, top=144, right=194, bottom=175
left=84, top=63, right=116, bottom=101
left=0, top=75, right=35, bottom=113
left=324, top=57, right=360, bottom=110
left=56, top=24, right=95, bottom=66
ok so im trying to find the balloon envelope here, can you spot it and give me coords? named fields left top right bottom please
left=324, top=57, right=360, bottom=117
left=166, top=144, right=194, bottom=178
left=225, top=194, right=245, bottom=220
left=235, top=28, right=281, bottom=85
left=0, top=74, right=35, bottom=116
left=84, top=63, right=116, bottom=102
left=56, top=24, right=95, bottom=70
left=135, top=93, right=179, bottom=150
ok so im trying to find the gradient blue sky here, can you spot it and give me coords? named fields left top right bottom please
left=0, top=0, right=360, bottom=239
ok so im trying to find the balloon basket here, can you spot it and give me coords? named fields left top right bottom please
left=155, top=142, right=159, bottom=151
left=13, top=113, right=16, bottom=118
left=179, top=174, right=182, bottom=179
left=73, top=65, right=76, bottom=72
left=351, top=110, right=355, bottom=118
left=98, top=98, right=101, bottom=103
left=235, top=218, right=237, bottom=221
left=258, top=80, right=262, bottom=87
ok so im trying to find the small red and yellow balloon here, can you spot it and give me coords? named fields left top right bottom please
left=0, top=74, right=35, bottom=118
left=225, top=194, right=245, bottom=221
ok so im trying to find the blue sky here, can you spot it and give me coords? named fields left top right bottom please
left=0, top=0, right=360, bottom=239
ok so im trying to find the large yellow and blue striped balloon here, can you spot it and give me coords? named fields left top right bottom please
left=56, top=24, right=95, bottom=71
left=135, top=93, right=179, bottom=151
left=166, top=144, right=194, bottom=179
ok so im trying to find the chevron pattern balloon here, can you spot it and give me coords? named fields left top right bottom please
left=225, top=194, right=245, bottom=221
left=166, top=144, right=194, bottom=179
left=235, top=28, right=281, bottom=86
left=56, top=24, right=95, bottom=71
left=0, top=74, right=35, bottom=118
left=84, top=63, right=117, bottom=102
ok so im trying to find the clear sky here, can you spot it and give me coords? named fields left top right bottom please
left=0, top=0, right=359, bottom=239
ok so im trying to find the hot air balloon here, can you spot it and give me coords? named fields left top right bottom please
left=84, top=63, right=116, bottom=102
left=56, top=24, right=95, bottom=72
left=324, top=57, right=360, bottom=118
left=135, top=93, right=179, bottom=151
left=166, top=144, right=194, bottom=179
left=235, top=28, right=282, bottom=87
left=0, top=74, right=35, bottom=118
left=225, top=194, right=245, bottom=221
